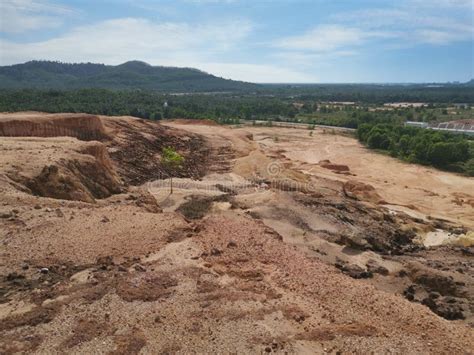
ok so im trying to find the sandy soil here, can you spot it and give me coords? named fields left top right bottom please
left=1, top=114, right=473, bottom=354
left=248, top=127, right=474, bottom=229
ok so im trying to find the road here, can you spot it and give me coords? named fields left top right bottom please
left=240, top=119, right=356, bottom=132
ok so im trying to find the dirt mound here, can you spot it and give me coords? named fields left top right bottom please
left=343, top=180, right=384, bottom=204
left=319, top=159, right=350, bottom=173
left=0, top=113, right=215, bottom=202
left=0, top=136, right=122, bottom=203
left=0, top=112, right=108, bottom=141
left=26, top=142, right=122, bottom=203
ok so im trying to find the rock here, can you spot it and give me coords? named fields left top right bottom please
left=398, top=269, right=408, bottom=277
left=40, top=267, right=49, bottom=274
left=134, top=191, right=162, bottom=213
left=410, top=267, right=465, bottom=297
left=227, top=241, right=237, bottom=248
left=338, top=263, right=373, bottom=279
left=22, top=264, right=29, bottom=270
left=320, top=162, right=350, bottom=172
left=403, top=284, right=422, bottom=302
left=422, top=296, right=465, bottom=320
left=343, top=180, right=383, bottom=204
left=34, top=204, right=42, bottom=210
left=210, top=248, right=222, bottom=256
left=96, top=255, right=114, bottom=267
left=55, top=208, right=64, bottom=217
left=133, top=264, right=146, bottom=272
left=366, top=260, right=389, bottom=275
left=340, top=233, right=370, bottom=250
left=294, top=313, right=306, bottom=323
left=460, top=247, right=474, bottom=256
left=101, top=216, right=110, bottom=223
left=6, top=272, right=25, bottom=281
left=0, top=212, right=13, bottom=219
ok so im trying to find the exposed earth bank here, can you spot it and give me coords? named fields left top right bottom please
left=0, top=113, right=473, bottom=354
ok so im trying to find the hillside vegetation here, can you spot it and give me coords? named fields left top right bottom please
left=0, top=60, right=257, bottom=92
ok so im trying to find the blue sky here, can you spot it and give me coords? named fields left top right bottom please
left=0, top=0, right=473, bottom=83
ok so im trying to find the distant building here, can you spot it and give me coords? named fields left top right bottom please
left=385, top=102, right=428, bottom=108
left=428, top=121, right=474, bottom=135
left=405, top=120, right=474, bottom=135
left=320, top=101, right=356, bottom=105
left=405, top=121, right=428, bottom=128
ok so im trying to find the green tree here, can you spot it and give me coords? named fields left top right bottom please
left=398, top=135, right=411, bottom=156
left=357, top=123, right=372, bottom=143
left=464, top=158, right=474, bottom=176
left=161, top=147, right=184, bottom=194
left=413, top=138, right=431, bottom=162
left=367, top=130, right=390, bottom=149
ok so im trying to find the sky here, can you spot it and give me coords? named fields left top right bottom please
left=0, top=0, right=473, bottom=83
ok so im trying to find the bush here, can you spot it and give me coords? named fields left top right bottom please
left=357, top=122, right=473, bottom=175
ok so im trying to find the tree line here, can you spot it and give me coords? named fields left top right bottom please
left=357, top=123, right=474, bottom=176
left=0, top=89, right=297, bottom=122
left=1, top=88, right=473, bottom=175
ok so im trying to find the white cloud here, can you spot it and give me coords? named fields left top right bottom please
left=274, top=25, right=366, bottom=52
left=273, top=50, right=357, bottom=67
left=332, top=3, right=473, bottom=46
left=196, top=62, right=317, bottom=83
left=409, top=0, right=474, bottom=8
left=414, top=29, right=471, bottom=44
left=0, top=17, right=253, bottom=65
left=273, top=24, right=395, bottom=54
left=269, top=0, right=472, bottom=76
left=0, top=0, right=75, bottom=33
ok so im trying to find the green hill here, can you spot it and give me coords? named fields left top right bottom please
left=0, top=60, right=258, bottom=92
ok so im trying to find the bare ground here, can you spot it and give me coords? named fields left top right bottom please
left=0, top=114, right=473, bottom=354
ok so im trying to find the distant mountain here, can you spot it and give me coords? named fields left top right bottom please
left=464, top=79, right=474, bottom=87
left=0, top=60, right=258, bottom=92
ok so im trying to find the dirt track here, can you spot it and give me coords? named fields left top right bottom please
left=1, top=113, right=473, bottom=353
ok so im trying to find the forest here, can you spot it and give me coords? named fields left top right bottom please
left=357, top=123, right=474, bottom=176
left=1, top=88, right=473, bottom=124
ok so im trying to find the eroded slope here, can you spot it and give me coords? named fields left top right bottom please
left=0, top=114, right=473, bottom=354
